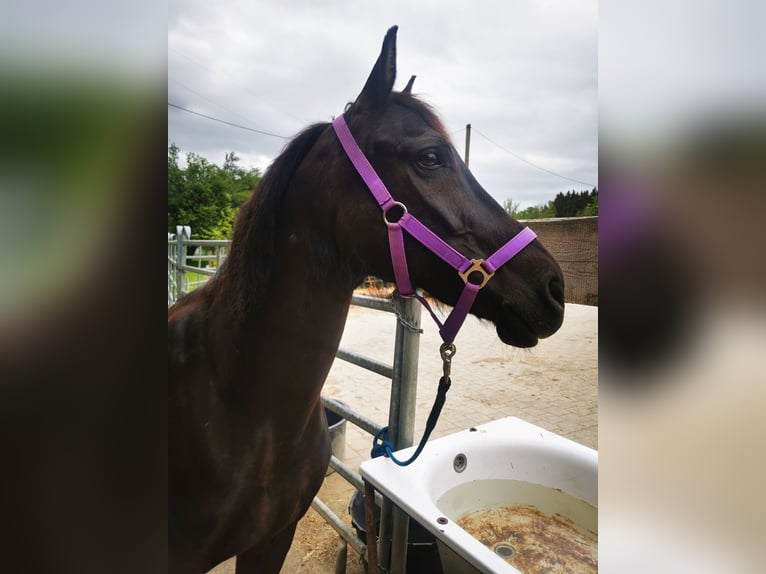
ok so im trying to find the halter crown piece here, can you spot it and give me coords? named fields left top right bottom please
left=332, top=114, right=536, bottom=465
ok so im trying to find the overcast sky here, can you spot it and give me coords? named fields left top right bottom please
left=168, top=0, right=597, bottom=209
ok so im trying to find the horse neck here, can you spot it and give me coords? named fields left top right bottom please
left=215, top=198, right=357, bottom=418
left=253, top=234, right=354, bottom=359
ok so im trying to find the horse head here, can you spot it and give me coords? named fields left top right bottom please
left=290, top=27, right=565, bottom=348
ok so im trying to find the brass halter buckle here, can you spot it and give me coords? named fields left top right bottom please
left=458, top=259, right=495, bottom=288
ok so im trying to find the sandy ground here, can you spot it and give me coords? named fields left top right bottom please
left=209, top=298, right=597, bottom=573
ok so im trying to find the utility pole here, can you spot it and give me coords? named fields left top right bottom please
left=464, top=123, right=472, bottom=167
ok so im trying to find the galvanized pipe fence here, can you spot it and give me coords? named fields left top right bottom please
left=168, top=228, right=422, bottom=573
left=168, top=226, right=230, bottom=305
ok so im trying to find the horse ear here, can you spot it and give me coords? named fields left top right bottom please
left=356, top=26, right=398, bottom=109
left=403, top=75, right=416, bottom=94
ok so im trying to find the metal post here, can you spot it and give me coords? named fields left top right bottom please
left=378, top=499, right=394, bottom=571
left=390, top=511, right=411, bottom=574
left=168, top=237, right=175, bottom=306
left=390, top=293, right=422, bottom=450
left=364, top=480, right=381, bottom=574
left=380, top=293, right=421, bottom=573
left=311, top=497, right=367, bottom=557
left=334, top=539, right=348, bottom=574
left=176, top=225, right=190, bottom=298
left=464, top=123, right=472, bottom=167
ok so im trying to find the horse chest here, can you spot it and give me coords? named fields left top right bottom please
left=195, top=410, right=332, bottom=560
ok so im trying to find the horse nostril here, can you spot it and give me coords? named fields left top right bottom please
left=548, top=276, right=565, bottom=307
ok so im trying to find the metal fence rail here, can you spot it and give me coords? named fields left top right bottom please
left=168, top=226, right=230, bottom=303
left=168, top=228, right=421, bottom=573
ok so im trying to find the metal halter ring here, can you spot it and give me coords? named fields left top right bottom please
left=458, top=259, right=495, bottom=288
left=382, top=201, right=408, bottom=228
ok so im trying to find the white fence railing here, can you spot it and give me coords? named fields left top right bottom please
left=167, top=226, right=230, bottom=305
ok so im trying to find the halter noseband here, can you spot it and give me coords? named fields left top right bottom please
left=332, top=114, right=536, bottom=345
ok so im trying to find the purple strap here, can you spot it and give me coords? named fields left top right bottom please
left=399, top=214, right=471, bottom=272
left=332, top=115, right=394, bottom=209
left=439, top=282, right=481, bottom=341
left=484, top=227, right=537, bottom=273
left=332, top=114, right=536, bottom=344
left=387, top=224, right=413, bottom=295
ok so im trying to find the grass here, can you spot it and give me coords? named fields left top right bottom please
left=184, top=266, right=215, bottom=292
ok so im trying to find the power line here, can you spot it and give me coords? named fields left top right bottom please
left=471, top=127, right=596, bottom=188
left=168, top=99, right=596, bottom=187
left=169, top=47, right=307, bottom=127
left=169, top=77, right=255, bottom=126
left=168, top=102, right=289, bottom=139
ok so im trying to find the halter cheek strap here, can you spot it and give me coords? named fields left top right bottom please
left=332, top=114, right=536, bottom=344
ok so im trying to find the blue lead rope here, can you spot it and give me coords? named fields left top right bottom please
left=370, top=375, right=451, bottom=466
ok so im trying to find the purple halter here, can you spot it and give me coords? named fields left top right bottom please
left=332, top=114, right=536, bottom=345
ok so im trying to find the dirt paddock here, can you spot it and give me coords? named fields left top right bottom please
left=209, top=299, right=598, bottom=573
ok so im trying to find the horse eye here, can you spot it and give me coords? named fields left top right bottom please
left=417, top=150, right=442, bottom=169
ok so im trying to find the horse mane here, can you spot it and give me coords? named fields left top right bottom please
left=215, top=122, right=330, bottom=318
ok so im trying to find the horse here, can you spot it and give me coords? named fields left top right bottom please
left=168, top=26, right=565, bottom=574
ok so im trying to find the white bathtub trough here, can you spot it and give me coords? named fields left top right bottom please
left=360, top=417, right=598, bottom=574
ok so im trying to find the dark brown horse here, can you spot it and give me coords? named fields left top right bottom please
left=169, top=26, right=565, bottom=573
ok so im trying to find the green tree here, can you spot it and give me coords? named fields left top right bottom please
left=504, top=199, right=556, bottom=220
left=167, top=144, right=261, bottom=240
left=168, top=143, right=184, bottom=227
left=578, top=189, right=598, bottom=216
left=503, top=188, right=597, bottom=220
left=554, top=188, right=598, bottom=217
left=222, top=151, right=261, bottom=210
left=503, top=198, right=521, bottom=218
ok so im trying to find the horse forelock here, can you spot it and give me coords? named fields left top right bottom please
left=390, top=91, right=451, bottom=142
left=346, top=92, right=451, bottom=143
